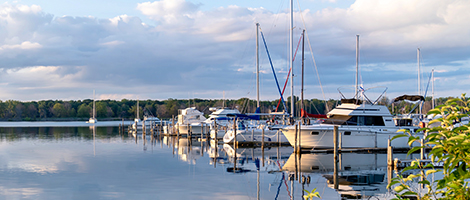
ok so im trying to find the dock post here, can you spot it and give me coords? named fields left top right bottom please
left=420, top=138, right=425, bottom=161
left=172, top=116, right=175, bottom=134
left=142, top=120, right=145, bottom=135
left=262, top=128, right=265, bottom=149
left=233, top=119, right=237, bottom=148
left=387, top=139, right=394, bottom=167
left=333, top=125, right=339, bottom=190
left=294, top=124, right=298, bottom=154
left=298, top=121, right=302, bottom=153
left=233, top=118, right=237, bottom=173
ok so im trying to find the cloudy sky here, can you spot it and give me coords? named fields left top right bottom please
left=0, top=0, right=468, bottom=102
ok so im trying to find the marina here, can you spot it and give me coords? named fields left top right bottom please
left=0, top=121, right=432, bottom=200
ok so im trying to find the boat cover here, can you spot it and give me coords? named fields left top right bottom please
left=392, top=95, right=424, bottom=103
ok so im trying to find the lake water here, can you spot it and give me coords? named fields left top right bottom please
left=0, top=122, right=407, bottom=199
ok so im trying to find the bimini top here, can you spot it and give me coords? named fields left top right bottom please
left=392, top=95, right=424, bottom=103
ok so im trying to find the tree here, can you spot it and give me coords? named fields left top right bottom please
left=52, top=103, right=67, bottom=118
left=96, top=101, right=107, bottom=118
left=77, top=104, right=91, bottom=118
left=388, top=94, right=470, bottom=199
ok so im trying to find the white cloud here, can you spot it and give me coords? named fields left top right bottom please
left=0, top=1, right=467, bottom=101
left=0, top=41, right=42, bottom=50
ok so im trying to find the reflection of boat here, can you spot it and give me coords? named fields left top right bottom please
left=175, top=138, right=204, bottom=164
left=323, top=173, right=384, bottom=185
left=281, top=152, right=410, bottom=199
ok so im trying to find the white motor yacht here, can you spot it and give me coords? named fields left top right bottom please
left=176, top=107, right=209, bottom=135
left=281, top=98, right=423, bottom=149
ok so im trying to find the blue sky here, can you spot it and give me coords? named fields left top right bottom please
left=1, top=0, right=469, bottom=102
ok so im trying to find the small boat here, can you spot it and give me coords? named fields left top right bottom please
left=176, top=107, right=209, bottom=135
left=223, top=119, right=288, bottom=144
left=87, top=90, right=98, bottom=124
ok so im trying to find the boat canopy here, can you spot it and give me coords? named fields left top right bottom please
left=341, top=98, right=362, bottom=105
left=392, top=95, right=424, bottom=103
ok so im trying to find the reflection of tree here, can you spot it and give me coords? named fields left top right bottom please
left=0, top=127, right=126, bottom=141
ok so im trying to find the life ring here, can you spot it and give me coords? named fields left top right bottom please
left=419, top=122, right=425, bottom=128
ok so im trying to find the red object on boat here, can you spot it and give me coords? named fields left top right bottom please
left=301, top=109, right=327, bottom=118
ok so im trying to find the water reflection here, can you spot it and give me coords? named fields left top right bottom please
left=0, top=125, right=417, bottom=199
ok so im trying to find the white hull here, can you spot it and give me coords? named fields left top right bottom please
left=223, top=128, right=288, bottom=143
left=282, top=124, right=422, bottom=149
left=177, top=124, right=210, bottom=135
left=87, top=118, right=97, bottom=124
left=210, top=129, right=226, bottom=139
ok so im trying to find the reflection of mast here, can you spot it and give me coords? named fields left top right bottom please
left=93, top=125, right=96, bottom=156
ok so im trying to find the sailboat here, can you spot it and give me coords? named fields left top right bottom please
left=222, top=23, right=289, bottom=144
left=87, top=90, right=97, bottom=124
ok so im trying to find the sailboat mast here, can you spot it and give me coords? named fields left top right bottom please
left=290, top=0, right=294, bottom=117
left=417, top=48, right=421, bottom=114
left=256, top=23, right=260, bottom=108
left=301, top=29, right=305, bottom=119
left=137, top=99, right=139, bottom=119
left=355, top=35, right=359, bottom=98
left=93, top=90, right=96, bottom=119
left=432, top=68, right=435, bottom=109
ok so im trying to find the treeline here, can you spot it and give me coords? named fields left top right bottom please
left=0, top=96, right=456, bottom=121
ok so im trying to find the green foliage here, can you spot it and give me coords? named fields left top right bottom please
left=303, top=188, right=321, bottom=200
left=388, top=94, right=470, bottom=200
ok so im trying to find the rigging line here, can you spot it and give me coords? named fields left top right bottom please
left=259, top=27, right=288, bottom=112
left=273, top=32, right=303, bottom=115
left=296, top=0, right=329, bottom=112
left=276, top=160, right=291, bottom=199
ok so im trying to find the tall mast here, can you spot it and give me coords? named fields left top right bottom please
left=355, top=35, right=359, bottom=98
left=136, top=99, right=139, bottom=119
left=256, top=23, right=260, bottom=108
left=301, top=29, right=305, bottom=120
left=417, top=48, right=421, bottom=114
left=417, top=48, right=421, bottom=96
left=290, top=0, right=294, bottom=117
left=432, top=68, right=435, bottom=109
left=93, top=90, right=96, bottom=119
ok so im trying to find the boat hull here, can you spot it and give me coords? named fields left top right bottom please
left=177, top=124, right=210, bottom=135
left=281, top=125, right=421, bottom=149
left=223, top=128, right=287, bottom=143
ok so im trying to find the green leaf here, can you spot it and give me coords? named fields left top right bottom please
left=418, top=180, right=430, bottom=185
left=387, top=181, right=401, bottom=188
left=426, top=169, right=438, bottom=176
left=401, top=191, right=418, bottom=196
left=391, top=133, right=408, bottom=141
left=407, top=146, right=425, bottom=157
left=394, top=185, right=406, bottom=193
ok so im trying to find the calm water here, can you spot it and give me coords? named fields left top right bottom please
left=0, top=122, right=405, bottom=199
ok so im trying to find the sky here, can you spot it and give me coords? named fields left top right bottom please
left=0, top=0, right=469, bottom=102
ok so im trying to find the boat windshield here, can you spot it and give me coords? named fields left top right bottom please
left=322, top=115, right=385, bottom=126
